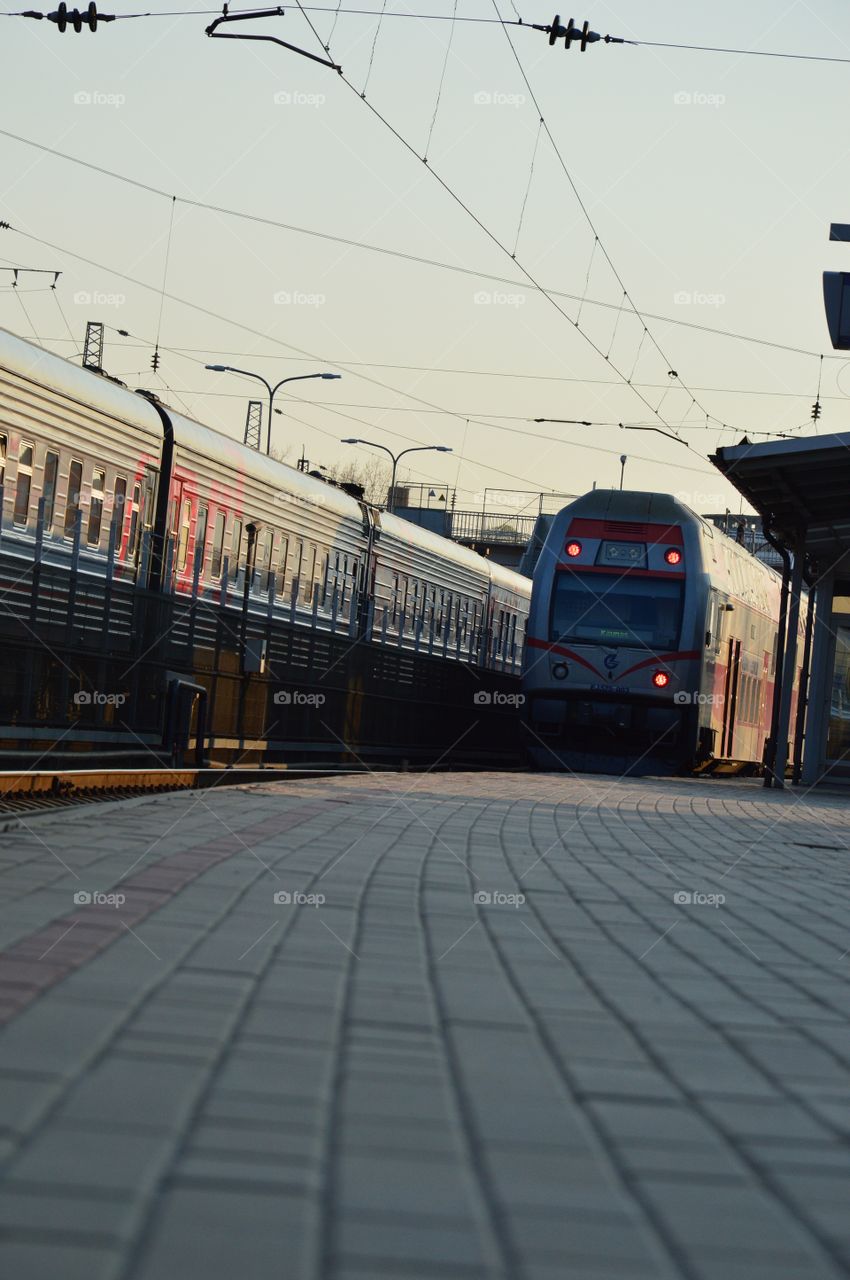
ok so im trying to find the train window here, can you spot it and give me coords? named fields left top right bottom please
left=229, top=519, right=242, bottom=581
left=87, top=469, right=106, bottom=546
left=210, top=512, right=226, bottom=578
left=112, top=476, right=127, bottom=544
left=195, top=507, right=208, bottom=570
left=64, top=459, right=83, bottom=538
left=276, top=537, right=289, bottom=597
left=256, top=528, right=273, bottom=593
left=13, top=442, right=34, bottom=526
left=318, top=550, right=329, bottom=606
left=177, top=499, right=192, bottom=571
left=550, top=571, right=684, bottom=651
left=303, top=544, right=316, bottom=604
left=0, top=434, right=6, bottom=487
left=43, top=451, right=60, bottom=530
left=128, top=484, right=142, bottom=558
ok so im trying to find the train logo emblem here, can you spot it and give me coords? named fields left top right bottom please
left=603, top=653, right=619, bottom=675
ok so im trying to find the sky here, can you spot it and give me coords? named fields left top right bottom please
left=2, top=0, right=850, bottom=517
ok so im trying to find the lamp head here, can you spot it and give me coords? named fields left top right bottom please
left=205, top=364, right=227, bottom=372
left=321, top=373, right=342, bottom=380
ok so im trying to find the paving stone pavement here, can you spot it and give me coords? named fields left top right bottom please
left=1, top=770, right=850, bottom=1280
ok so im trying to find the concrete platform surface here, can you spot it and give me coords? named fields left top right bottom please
left=1, top=770, right=849, bottom=1279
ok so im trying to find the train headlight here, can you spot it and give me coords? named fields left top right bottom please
left=664, top=548, right=682, bottom=566
left=652, top=671, right=670, bottom=688
left=552, top=662, right=569, bottom=680
left=566, top=541, right=582, bottom=558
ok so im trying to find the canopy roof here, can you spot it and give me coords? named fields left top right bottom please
left=712, top=432, right=850, bottom=560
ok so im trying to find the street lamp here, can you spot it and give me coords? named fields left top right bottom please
left=340, top=439, right=452, bottom=513
left=206, top=365, right=341, bottom=455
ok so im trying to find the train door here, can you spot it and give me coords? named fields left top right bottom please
left=720, top=637, right=742, bottom=757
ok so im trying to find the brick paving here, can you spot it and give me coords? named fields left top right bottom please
left=0, top=771, right=849, bottom=1279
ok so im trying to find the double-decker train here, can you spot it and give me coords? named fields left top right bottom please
left=521, top=490, right=802, bottom=773
left=0, top=325, right=530, bottom=765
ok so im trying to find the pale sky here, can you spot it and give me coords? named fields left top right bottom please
left=3, top=0, right=850, bottom=516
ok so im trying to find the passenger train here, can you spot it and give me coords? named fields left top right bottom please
left=521, top=490, right=802, bottom=773
left=0, top=325, right=530, bottom=765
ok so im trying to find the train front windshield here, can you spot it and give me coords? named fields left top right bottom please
left=551, top=572, right=684, bottom=650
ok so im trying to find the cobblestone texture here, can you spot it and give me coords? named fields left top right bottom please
left=0, top=772, right=849, bottom=1279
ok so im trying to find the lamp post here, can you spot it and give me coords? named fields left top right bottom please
left=340, top=439, right=452, bottom=513
left=206, top=365, right=341, bottom=455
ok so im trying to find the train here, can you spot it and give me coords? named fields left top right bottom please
left=521, top=489, right=802, bottom=774
left=0, top=324, right=531, bottom=767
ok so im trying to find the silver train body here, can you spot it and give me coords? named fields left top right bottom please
left=0, top=325, right=530, bottom=676
left=521, top=490, right=799, bottom=773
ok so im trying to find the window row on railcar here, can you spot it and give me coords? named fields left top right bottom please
left=166, top=489, right=361, bottom=620
left=376, top=566, right=487, bottom=652
left=0, top=432, right=153, bottom=562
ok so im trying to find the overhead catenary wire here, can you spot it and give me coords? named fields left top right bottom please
left=0, top=129, right=836, bottom=363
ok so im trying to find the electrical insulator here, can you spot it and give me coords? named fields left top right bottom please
left=46, top=4, right=114, bottom=31
left=811, top=400, right=821, bottom=421
left=151, top=350, right=160, bottom=373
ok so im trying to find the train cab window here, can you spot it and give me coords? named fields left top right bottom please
left=87, top=469, right=105, bottom=545
left=210, top=512, right=226, bottom=579
left=13, top=442, right=34, bottom=526
left=64, top=459, right=83, bottom=538
left=177, top=498, right=192, bottom=571
left=43, top=451, right=60, bottom=530
left=551, top=571, right=684, bottom=651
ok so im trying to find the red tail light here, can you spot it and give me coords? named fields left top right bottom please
left=566, top=541, right=582, bottom=558
left=664, top=548, right=682, bottom=566
left=652, top=671, right=670, bottom=688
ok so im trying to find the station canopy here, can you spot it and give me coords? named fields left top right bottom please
left=712, top=432, right=850, bottom=559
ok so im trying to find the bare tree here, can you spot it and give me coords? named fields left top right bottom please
left=326, top=455, right=403, bottom=506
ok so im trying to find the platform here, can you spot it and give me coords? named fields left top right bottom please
left=1, top=771, right=849, bottom=1279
